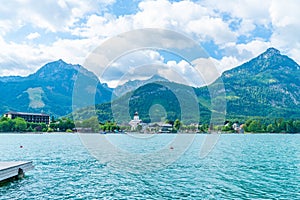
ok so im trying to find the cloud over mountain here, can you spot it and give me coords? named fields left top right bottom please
left=0, top=0, right=299, bottom=85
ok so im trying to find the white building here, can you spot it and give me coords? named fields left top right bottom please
left=159, top=124, right=173, bottom=133
left=129, top=112, right=142, bottom=131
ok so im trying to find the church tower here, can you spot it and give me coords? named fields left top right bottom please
left=133, top=111, right=139, bottom=121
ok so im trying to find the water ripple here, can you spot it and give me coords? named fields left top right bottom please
left=0, top=134, right=299, bottom=199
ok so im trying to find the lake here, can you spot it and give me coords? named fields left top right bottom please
left=0, top=133, right=299, bottom=199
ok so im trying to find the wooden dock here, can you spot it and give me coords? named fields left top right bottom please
left=0, top=161, right=34, bottom=183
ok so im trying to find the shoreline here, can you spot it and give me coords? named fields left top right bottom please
left=0, top=132, right=299, bottom=135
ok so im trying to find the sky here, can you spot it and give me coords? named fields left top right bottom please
left=0, top=0, right=299, bottom=87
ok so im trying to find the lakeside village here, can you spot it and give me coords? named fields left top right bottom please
left=1, top=111, right=300, bottom=134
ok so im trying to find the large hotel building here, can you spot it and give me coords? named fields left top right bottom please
left=3, top=112, right=50, bottom=125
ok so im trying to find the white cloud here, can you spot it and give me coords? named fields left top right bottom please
left=237, top=19, right=256, bottom=36
left=236, top=40, right=271, bottom=58
left=76, top=0, right=299, bottom=75
left=0, top=34, right=102, bottom=77
left=192, top=58, right=221, bottom=85
left=205, top=0, right=300, bottom=64
left=0, top=0, right=117, bottom=76
left=186, top=17, right=236, bottom=44
left=268, top=0, right=300, bottom=63
left=203, top=0, right=272, bottom=26
left=207, top=56, right=241, bottom=74
left=100, top=49, right=208, bottom=88
left=26, top=32, right=40, bottom=40
left=163, top=60, right=205, bottom=87
left=73, top=0, right=236, bottom=46
left=0, top=38, right=44, bottom=76
left=0, top=0, right=115, bottom=34
left=0, top=0, right=300, bottom=84
left=73, top=14, right=134, bottom=38
left=0, top=20, right=13, bottom=36
left=269, top=0, right=299, bottom=27
left=101, top=50, right=165, bottom=87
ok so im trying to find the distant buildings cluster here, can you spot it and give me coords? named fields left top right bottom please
left=128, top=112, right=175, bottom=133
left=128, top=112, right=248, bottom=134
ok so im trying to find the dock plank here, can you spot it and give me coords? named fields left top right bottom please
left=0, top=161, right=34, bottom=182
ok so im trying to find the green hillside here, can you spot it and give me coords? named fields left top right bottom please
left=220, top=47, right=300, bottom=120
left=85, top=48, right=300, bottom=124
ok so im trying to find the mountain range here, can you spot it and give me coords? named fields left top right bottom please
left=221, top=47, right=300, bottom=119
left=0, top=47, right=299, bottom=123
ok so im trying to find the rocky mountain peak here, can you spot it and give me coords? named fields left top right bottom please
left=28, top=59, right=99, bottom=83
left=265, top=47, right=280, bottom=55
left=223, top=47, right=299, bottom=77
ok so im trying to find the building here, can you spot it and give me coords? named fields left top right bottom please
left=232, top=122, right=240, bottom=133
left=129, top=112, right=142, bottom=131
left=159, top=124, right=173, bottom=133
left=3, top=112, right=50, bottom=125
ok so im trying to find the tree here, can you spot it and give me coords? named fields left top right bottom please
left=198, top=124, right=208, bottom=133
left=136, top=124, right=143, bottom=132
left=56, top=118, right=75, bottom=132
left=248, top=120, right=262, bottom=133
left=100, top=121, right=120, bottom=132
left=221, top=121, right=233, bottom=132
left=293, top=120, right=300, bottom=133
left=274, top=118, right=286, bottom=132
left=47, top=127, right=54, bottom=132
left=173, top=119, right=181, bottom=131
left=81, top=116, right=100, bottom=132
left=0, top=117, right=15, bottom=132
left=266, top=124, right=275, bottom=133
left=26, top=126, right=34, bottom=132
left=28, top=122, right=44, bottom=132
left=14, top=117, right=27, bottom=132
left=245, top=119, right=253, bottom=127
left=0, top=120, right=11, bottom=132
left=243, top=119, right=253, bottom=132
left=49, top=122, right=58, bottom=131
left=286, top=120, right=295, bottom=133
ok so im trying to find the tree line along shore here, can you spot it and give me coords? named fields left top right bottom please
left=0, top=116, right=300, bottom=133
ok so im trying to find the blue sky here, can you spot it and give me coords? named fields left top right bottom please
left=0, top=0, right=299, bottom=87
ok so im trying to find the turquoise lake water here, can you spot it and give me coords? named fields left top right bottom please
left=0, top=133, right=299, bottom=199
